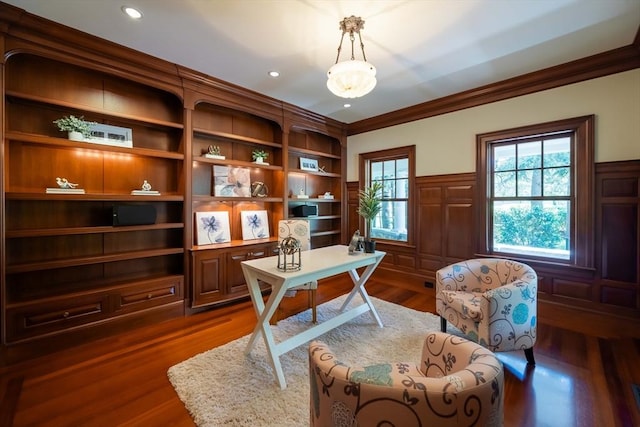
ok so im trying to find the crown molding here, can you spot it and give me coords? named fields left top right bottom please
left=348, top=40, right=640, bottom=136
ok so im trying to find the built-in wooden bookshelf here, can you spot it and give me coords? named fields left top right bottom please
left=2, top=54, right=186, bottom=344
left=0, top=4, right=348, bottom=347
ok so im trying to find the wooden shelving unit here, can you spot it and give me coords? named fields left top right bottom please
left=286, top=129, right=344, bottom=247
left=188, top=102, right=284, bottom=307
left=0, top=9, right=348, bottom=348
left=2, top=53, right=185, bottom=344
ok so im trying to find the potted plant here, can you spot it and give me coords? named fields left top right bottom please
left=252, top=148, right=269, bottom=164
left=357, top=181, right=383, bottom=253
left=53, top=115, right=96, bottom=141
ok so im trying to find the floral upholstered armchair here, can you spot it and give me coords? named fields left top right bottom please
left=309, top=332, right=504, bottom=427
left=436, top=258, right=537, bottom=364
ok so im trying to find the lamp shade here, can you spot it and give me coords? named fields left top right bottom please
left=327, top=59, right=377, bottom=99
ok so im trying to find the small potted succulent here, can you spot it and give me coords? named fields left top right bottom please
left=357, top=181, right=383, bottom=253
left=252, top=148, right=269, bottom=164
left=53, top=115, right=96, bottom=141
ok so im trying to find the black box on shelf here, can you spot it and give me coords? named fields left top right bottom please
left=292, top=205, right=318, bottom=217
left=113, top=204, right=157, bottom=226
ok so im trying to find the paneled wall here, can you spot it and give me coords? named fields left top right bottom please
left=347, top=159, right=640, bottom=317
left=595, top=160, right=639, bottom=309
left=347, top=174, right=475, bottom=283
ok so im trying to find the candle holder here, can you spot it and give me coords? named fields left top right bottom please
left=277, top=236, right=302, bottom=272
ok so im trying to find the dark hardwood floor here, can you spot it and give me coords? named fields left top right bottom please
left=1, top=272, right=639, bottom=426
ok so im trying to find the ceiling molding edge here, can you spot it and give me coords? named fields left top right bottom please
left=348, top=39, right=640, bottom=136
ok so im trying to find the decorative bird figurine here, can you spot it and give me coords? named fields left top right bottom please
left=56, top=177, right=79, bottom=189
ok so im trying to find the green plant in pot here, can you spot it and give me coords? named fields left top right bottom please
left=357, top=181, right=383, bottom=253
left=53, top=115, right=96, bottom=141
left=252, top=149, right=269, bottom=163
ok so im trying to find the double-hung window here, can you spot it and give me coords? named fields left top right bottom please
left=359, top=146, right=415, bottom=244
left=477, top=116, right=594, bottom=266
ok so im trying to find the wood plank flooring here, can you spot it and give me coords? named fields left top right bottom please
left=1, top=273, right=639, bottom=427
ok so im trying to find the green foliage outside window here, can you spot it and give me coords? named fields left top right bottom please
left=494, top=204, right=568, bottom=249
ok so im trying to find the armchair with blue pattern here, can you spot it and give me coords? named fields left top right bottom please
left=436, top=258, right=538, bottom=364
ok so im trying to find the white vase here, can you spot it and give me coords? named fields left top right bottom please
left=255, top=157, right=264, bottom=164
left=68, top=131, right=84, bottom=141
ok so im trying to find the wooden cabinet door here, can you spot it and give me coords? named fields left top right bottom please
left=226, top=244, right=275, bottom=296
left=191, top=250, right=224, bottom=307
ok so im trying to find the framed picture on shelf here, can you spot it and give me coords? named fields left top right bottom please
left=299, top=157, right=319, bottom=172
left=213, top=166, right=251, bottom=197
left=241, top=210, right=270, bottom=240
left=195, top=211, right=231, bottom=245
left=87, top=123, right=133, bottom=148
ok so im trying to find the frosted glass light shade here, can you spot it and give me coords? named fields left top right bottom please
left=327, top=59, right=377, bottom=98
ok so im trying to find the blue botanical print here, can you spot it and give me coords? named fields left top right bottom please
left=501, top=303, right=512, bottom=316
left=247, top=213, right=260, bottom=229
left=201, top=215, right=226, bottom=243
left=201, top=215, right=219, bottom=232
left=520, top=285, right=534, bottom=301
left=350, top=363, right=393, bottom=386
left=247, top=213, right=266, bottom=238
left=512, top=303, right=529, bottom=324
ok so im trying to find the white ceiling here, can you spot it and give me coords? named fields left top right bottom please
left=3, top=0, right=639, bottom=124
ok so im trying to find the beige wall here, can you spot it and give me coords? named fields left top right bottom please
left=347, top=69, right=640, bottom=181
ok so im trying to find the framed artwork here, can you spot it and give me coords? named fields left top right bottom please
left=87, top=123, right=133, bottom=148
left=299, top=157, right=319, bottom=172
left=241, top=210, right=270, bottom=240
left=195, top=211, right=231, bottom=245
left=213, top=166, right=251, bottom=197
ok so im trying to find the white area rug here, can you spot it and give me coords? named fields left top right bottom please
left=167, top=295, right=445, bottom=426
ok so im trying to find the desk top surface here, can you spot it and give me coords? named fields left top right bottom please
left=241, top=245, right=385, bottom=280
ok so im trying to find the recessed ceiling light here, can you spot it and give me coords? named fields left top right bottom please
left=344, top=103, right=351, bottom=108
left=268, top=71, right=280, bottom=78
left=122, top=6, right=143, bottom=19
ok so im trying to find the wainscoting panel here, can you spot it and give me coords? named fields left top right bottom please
left=418, top=202, right=442, bottom=256
left=552, top=279, right=593, bottom=301
left=601, top=204, right=637, bottom=283
left=445, top=203, right=474, bottom=260
left=346, top=160, right=639, bottom=318
left=596, top=160, right=640, bottom=312
left=601, top=285, right=637, bottom=308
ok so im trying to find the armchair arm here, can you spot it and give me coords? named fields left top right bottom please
left=483, top=280, right=536, bottom=318
left=480, top=279, right=537, bottom=351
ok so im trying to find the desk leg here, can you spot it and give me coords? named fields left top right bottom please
left=242, top=267, right=289, bottom=388
left=341, top=259, right=384, bottom=328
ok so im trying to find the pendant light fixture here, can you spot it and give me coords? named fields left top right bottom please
left=327, top=16, right=377, bottom=99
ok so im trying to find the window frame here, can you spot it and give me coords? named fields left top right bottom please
left=476, top=115, right=594, bottom=268
left=359, top=145, right=416, bottom=247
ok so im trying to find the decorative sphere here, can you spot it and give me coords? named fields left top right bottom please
left=279, top=236, right=300, bottom=255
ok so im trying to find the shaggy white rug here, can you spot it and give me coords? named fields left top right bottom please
left=167, top=295, right=445, bottom=427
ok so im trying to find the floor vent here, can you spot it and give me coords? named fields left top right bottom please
left=632, top=384, right=640, bottom=410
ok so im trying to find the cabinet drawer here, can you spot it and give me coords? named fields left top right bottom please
left=6, top=293, right=111, bottom=342
left=115, top=276, right=184, bottom=314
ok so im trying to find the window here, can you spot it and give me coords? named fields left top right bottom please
left=477, top=116, right=594, bottom=267
left=359, top=146, right=415, bottom=244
